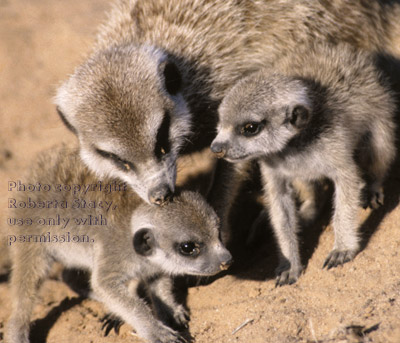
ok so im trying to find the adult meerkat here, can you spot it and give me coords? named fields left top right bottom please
left=55, top=0, right=400, bottom=242
left=211, top=43, right=396, bottom=286
left=6, top=145, right=232, bottom=343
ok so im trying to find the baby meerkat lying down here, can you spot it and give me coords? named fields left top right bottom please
left=211, top=43, right=396, bottom=286
left=6, top=145, right=232, bottom=343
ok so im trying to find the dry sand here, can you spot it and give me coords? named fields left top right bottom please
left=0, top=1, right=399, bottom=342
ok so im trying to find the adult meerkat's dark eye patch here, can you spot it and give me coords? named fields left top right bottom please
left=95, top=148, right=136, bottom=172
left=154, top=110, right=171, bottom=161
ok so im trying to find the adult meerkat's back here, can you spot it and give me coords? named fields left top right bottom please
left=247, top=0, right=400, bottom=59
left=211, top=43, right=396, bottom=285
left=54, top=0, right=400, bottom=248
left=6, top=145, right=232, bottom=343
left=55, top=0, right=400, bottom=205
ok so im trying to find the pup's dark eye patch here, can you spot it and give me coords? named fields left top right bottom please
left=154, top=110, right=171, bottom=161
left=95, top=148, right=135, bottom=172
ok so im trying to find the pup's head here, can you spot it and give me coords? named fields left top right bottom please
left=211, top=72, right=312, bottom=162
left=55, top=44, right=191, bottom=205
left=131, top=191, right=232, bottom=276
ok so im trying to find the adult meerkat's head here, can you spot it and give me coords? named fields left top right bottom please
left=55, top=44, right=191, bottom=205
left=211, top=72, right=312, bottom=162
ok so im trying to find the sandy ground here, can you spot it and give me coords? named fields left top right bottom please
left=1, top=1, right=400, bottom=342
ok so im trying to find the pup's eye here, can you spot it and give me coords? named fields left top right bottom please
left=95, top=148, right=135, bottom=172
left=240, top=121, right=265, bottom=137
left=179, top=242, right=201, bottom=257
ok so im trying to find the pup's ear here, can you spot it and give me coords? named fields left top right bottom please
left=133, top=228, right=155, bottom=256
left=160, top=60, right=182, bottom=96
left=56, top=106, right=78, bottom=135
left=289, top=105, right=310, bottom=129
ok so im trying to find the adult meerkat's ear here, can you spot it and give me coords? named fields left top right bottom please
left=133, top=228, right=155, bottom=256
left=54, top=80, right=80, bottom=136
left=159, top=60, right=182, bottom=96
left=56, top=106, right=78, bottom=135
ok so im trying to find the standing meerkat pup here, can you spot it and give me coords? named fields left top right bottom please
left=55, top=0, right=400, bottom=243
left=6, top=145, right=232, bottom=343
left=211, top=43, right=396, bottom=286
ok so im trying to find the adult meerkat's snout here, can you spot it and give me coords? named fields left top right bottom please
left=148, top=183, right=174, bottom=205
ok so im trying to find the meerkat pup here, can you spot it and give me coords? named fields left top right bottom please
left=211, top=43, right=396, bottom=286
left=6, top=145, right=232, bottom=343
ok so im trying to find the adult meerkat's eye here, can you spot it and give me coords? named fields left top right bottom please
left=240, top=120, right=265, bottom=137
left=178, top=242, right=201, bottom=257
left=123, top=163, right=131, bottom=171
left=95, top=148, right=135, bottom=172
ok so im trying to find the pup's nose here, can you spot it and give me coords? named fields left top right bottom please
left=148, top=184, right=174, bottom=205
left=210, top=141, right=226, bottom=158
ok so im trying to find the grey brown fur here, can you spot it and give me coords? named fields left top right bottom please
left=6, top=145, right=232, bottom=343
left=211, top=43, right=396, bottom=285
left=55, top=0, right=400, bottom=244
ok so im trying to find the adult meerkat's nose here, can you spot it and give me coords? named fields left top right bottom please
left=148, top=184, right=174, bottom=205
